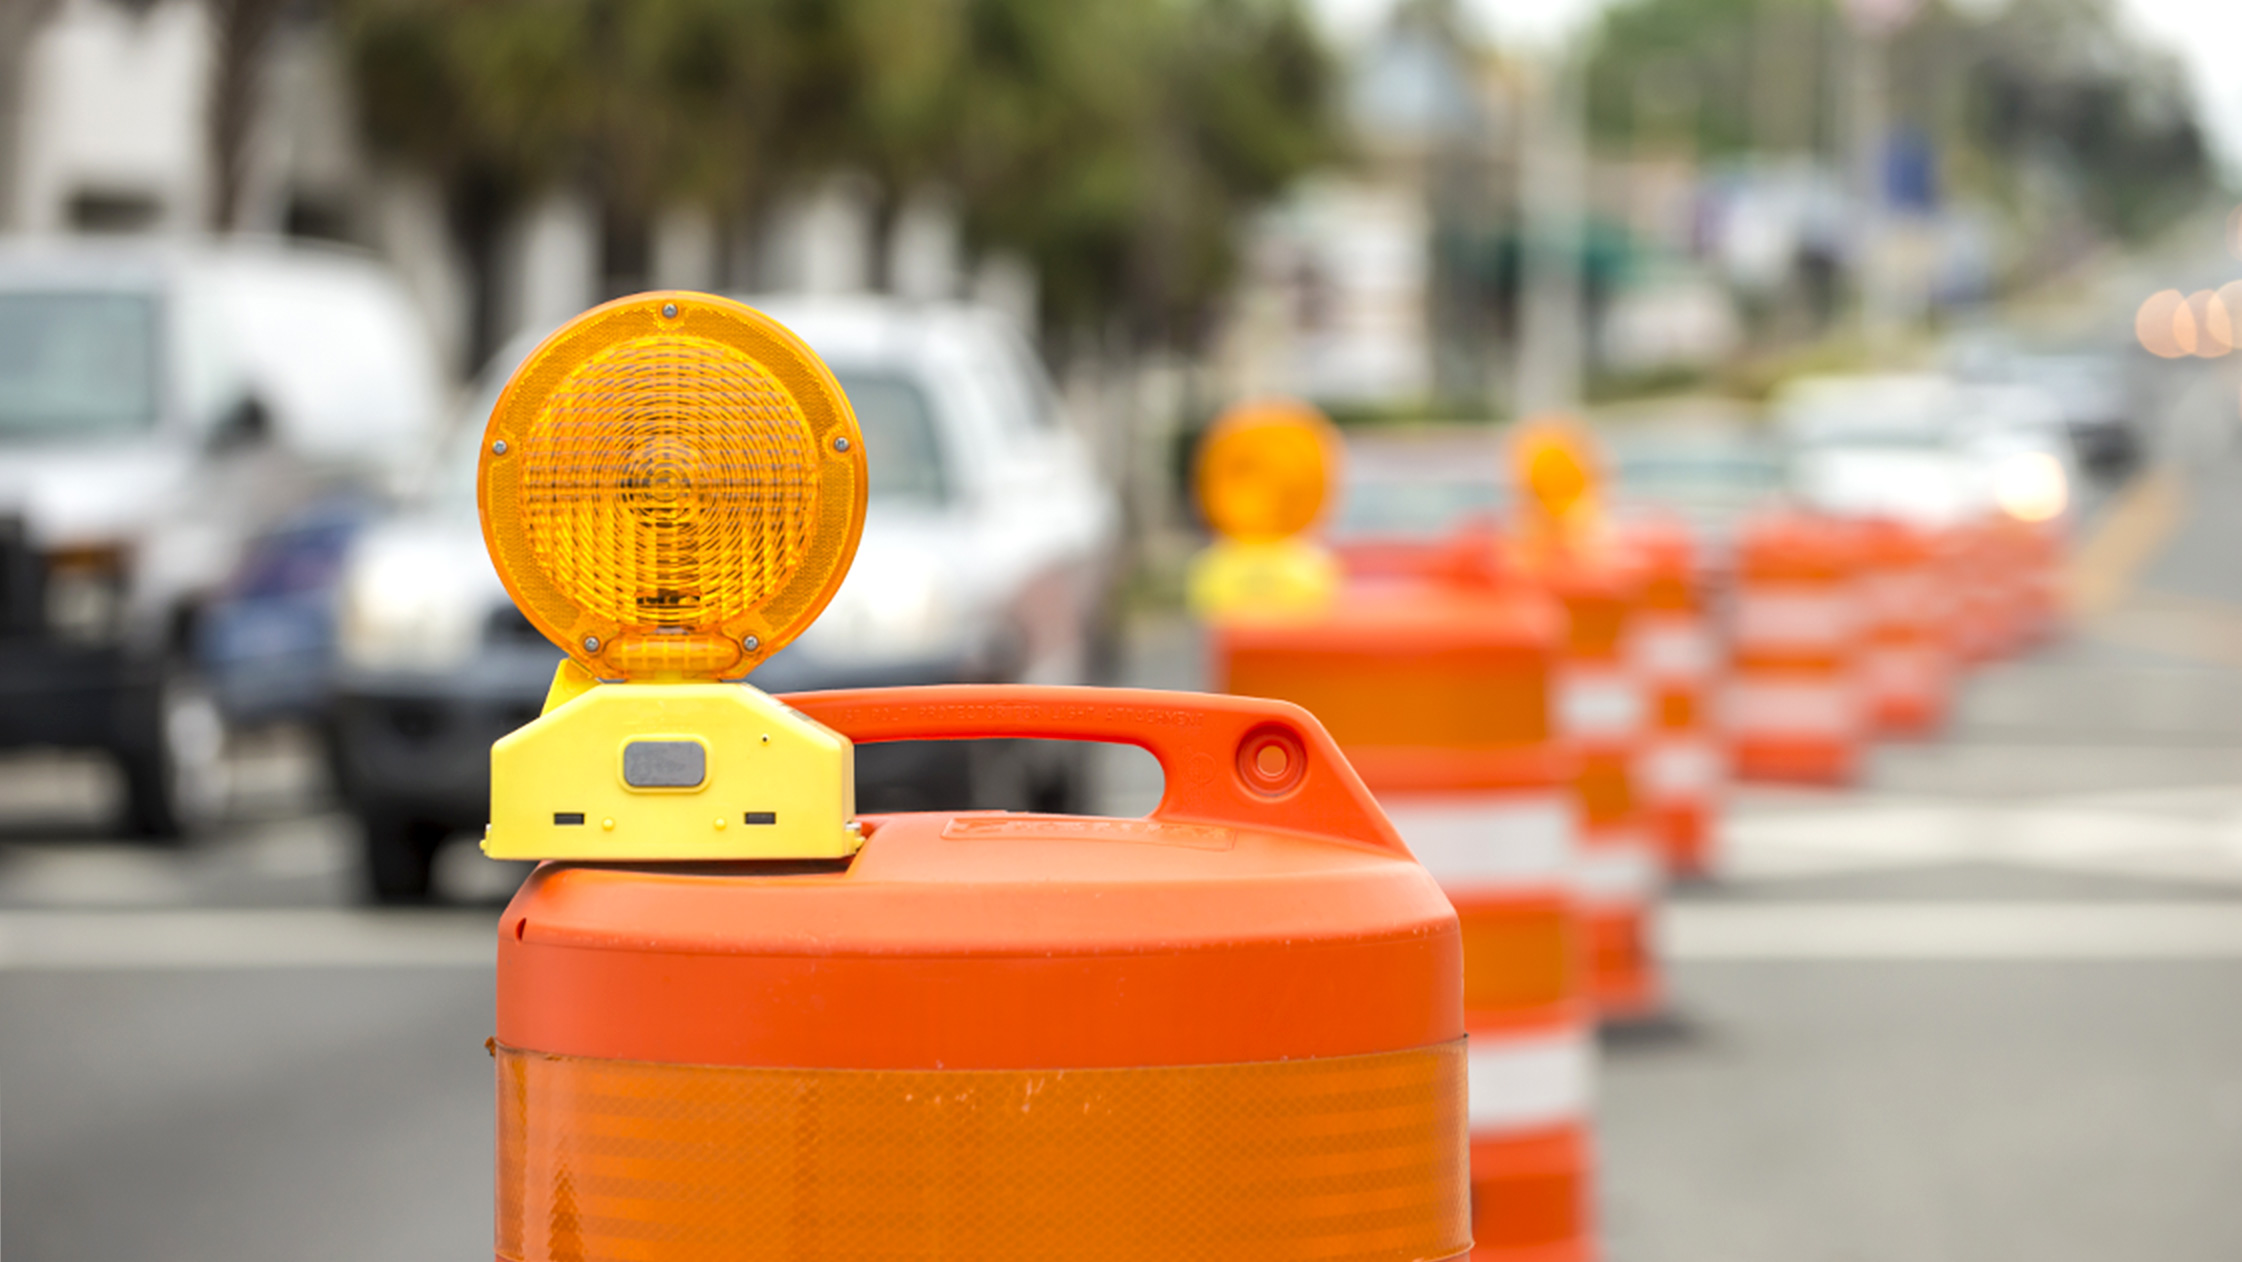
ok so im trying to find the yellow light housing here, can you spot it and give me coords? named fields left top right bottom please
left=478, top=292, right=867, bottom=681
left=1194, top=399, right=1342, bottom=543
left=1511, top=415, right=1602, bottom=532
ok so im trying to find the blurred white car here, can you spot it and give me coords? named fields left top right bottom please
left=0, top=239, right=444, bottom=835
left=1330, top=428, right=1508, bottom=540
left=329, top=296, right=1122, bottom=901
left=1774, top=373, right=2078, bottom=533
left=1950, top=336, right=2137, bottom=477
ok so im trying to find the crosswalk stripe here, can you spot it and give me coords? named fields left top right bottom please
left=0, top=909, right=497, bottom=970
left=1666, top=901, right=2242, bottom=960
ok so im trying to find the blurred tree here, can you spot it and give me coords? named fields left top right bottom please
left=1944, top=0, right=2213, bottom=240
left=337, top=0, right=1339, bottom=353
left=209, top=0, right=291, bottom=231
left=1581, top=0, right=2214, bottom=245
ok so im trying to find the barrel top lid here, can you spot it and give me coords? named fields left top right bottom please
left=511, top=811, right=1448, bottom=961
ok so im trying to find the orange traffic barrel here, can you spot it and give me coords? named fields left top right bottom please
left=1728, top=512, right=1867, bottom=784
left=493, top=685, right=1471, bottom=1262
left=1942, top=520, right=2006, bottom=665
left=1216, top=578, right=1598, bottom=1262
left=1619, top=517, right=1723, bottom=879
left=1529, top=545, right=1665, bottom=1023
left=1995, top=515, right=2064, bottom=651
left=1856, top=517, right=1955, bottom=735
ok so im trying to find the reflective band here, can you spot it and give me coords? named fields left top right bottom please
left=1862, top=569, right=1940, bottom=629
left=1727, top=677, right=1858, bottom=735
left=1864, top=644, right=1944, bottom=699
left=1457, top=898, right=1575, bottom=1016
left=1466, top=1030, right=1593, bottom=1133
left=1734, top=587, right=1856, bottom=652
left=1385, top=795, right=1571, bottom=889
left=1633, top=617, right=1712, bottom=683
left=1573, top=837, right=1661, bottom=906
left=1639, top=739, right=1720, bottom=799
left=496, top=1041, right=1469, bottom=1262
left=1556, top=669, right=1644, bottom=738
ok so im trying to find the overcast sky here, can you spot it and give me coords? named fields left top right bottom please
left=1309, top=0, right=2242, bottom=177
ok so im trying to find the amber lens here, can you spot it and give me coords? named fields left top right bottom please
left=1512, top=420, right=1597, bottom=522
left=480, top=293, right=866, bottom=680
left=496, top=1040, right=1468, bottom=1261
left=1196, top=400, right=1340, bottom=542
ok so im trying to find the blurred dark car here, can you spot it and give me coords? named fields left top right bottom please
left=0, top=240, right=443, bottom=836
left=196, top=496, right=380, bottom=729
left=331, top=296, right=1122, bottom=901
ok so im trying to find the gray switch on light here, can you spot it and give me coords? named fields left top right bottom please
left=622, top=740, right=707, bottom=789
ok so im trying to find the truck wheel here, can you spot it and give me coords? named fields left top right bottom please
left=118, top=669, right=227, bottom=840
left=362, top=810, right=446, bottom=905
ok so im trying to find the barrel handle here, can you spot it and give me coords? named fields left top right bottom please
left=777, top=684, right=1408, bottom=856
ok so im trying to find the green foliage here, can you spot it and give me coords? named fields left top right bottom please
left=337, top=0, right=1342, bottom=345
left=1579, top=0, right=2214, bottom=243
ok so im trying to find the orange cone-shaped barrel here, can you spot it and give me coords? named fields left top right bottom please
left=1728, top=513, right=1867, bottom=784
left=1215, top=572, right=1600, bottom=1262
left=1531, top=547, right=1665, bottom=1023
left=1857, top=517, right=1956, bottom=735
left=1619, top=517, right=1724, bottom=879
left=494, top=685, right=1471, bottom=1262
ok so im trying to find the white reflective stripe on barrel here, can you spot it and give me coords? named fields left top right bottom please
left=1864, top=643, right=1945, bottom=699
left=1734, top=585, right=1858, bottom=653
left=1726, top=676, right=1859, bottom=735
left=1574, top=834, right=1661, bottom=906
left=1633, top=615, right=1713, bottom=684
left=1639, top=738, right=1721, bottom=799
left=1863, top=568, right=1942, bottom=631
left=1557, top=668, right=1645, bottom=739
left=1467, top=1027, right=1596, bottom=1133
left=1384, top=794, right=1572, bottom=890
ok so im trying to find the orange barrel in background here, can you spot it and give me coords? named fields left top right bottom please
left=1943, top=520, right=2005, bottom=665
left=494, top=686, right=1471, bottom=1262
left=1728, top=513, right=1867, bottom=784
left=1217, top=580, right=1598, bottom=1262
left=1529, top=546, right=1664, bottom=1023
left=1998, top=515, right=2064, bottom=651
left=1618, top=517, right=1724, bottom=880
left=1856, top=517, right=1956, bottom=735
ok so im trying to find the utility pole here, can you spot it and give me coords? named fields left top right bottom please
left=1514, top=48, right=1587, bottom=419
left=1842, top=0, right=1920, bottom=355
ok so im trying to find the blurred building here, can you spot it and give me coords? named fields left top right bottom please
left=0, top=0, right=1027, bottom=382
left=3, top=0, right=477, bottom=369
left=1216, top=10, right=1513, bottom=415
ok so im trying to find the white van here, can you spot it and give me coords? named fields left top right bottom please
left=0, top=239, right=445, bottom=835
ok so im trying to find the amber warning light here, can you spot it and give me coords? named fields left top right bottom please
left=1186, top=398, right=1344, bottom=621
left=477, top=292, right=869, bottom=863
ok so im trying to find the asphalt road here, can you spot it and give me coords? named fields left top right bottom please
left=6, top=364, right=2242, bottom=1260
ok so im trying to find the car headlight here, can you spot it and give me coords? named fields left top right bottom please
left=337, top=545, right=485, bottom=673
left=44, top=543, right=128, bottom=645
left=1992, top=451, right=2067, bottom=523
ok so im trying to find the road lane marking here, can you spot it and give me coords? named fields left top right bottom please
left=1722, top=790, right=2242, bottom=887
left=1667, top=901, right=2242, bottom=960
left=2068, top=467, right=2183, bottom=617
left=0, top=909, right=496, bottom=970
